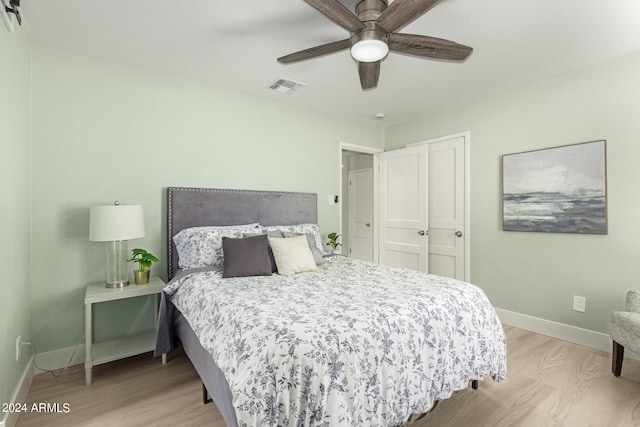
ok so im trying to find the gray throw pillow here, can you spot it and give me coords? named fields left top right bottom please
left=243, top=231, right=284, bottom=272
left=222, top=234, right=272, bottom=278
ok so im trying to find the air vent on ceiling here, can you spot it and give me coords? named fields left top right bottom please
left=267, top=77, right=306, bottom=95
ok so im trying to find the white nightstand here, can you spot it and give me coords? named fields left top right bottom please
left=84, top=276, right=166, bottom=385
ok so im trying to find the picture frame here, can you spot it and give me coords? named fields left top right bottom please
left=502, top=140, right=607, bottom=234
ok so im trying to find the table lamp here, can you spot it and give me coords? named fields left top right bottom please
left=89, top=201, right=145, bottom=288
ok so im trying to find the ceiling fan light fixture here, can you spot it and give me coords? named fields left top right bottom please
left=351, top=39, right=388, bottom=62
left=278, top=0, right=473, bottom=91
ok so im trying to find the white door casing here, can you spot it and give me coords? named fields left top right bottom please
left=339, top=142, right=383, bottom=263
left=379, top=145, right=429, bottom=272
left=348, top=168, right=374, bottom=262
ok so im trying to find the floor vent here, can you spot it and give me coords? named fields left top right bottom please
left=267, top=77, right=306, bottom=95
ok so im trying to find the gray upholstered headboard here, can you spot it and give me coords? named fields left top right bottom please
left=167, top=187, right=318, bottom=279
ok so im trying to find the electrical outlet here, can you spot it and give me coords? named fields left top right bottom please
left=16, top=335, right=21, bottom=361
left=573, top=296, right=586, bottom=313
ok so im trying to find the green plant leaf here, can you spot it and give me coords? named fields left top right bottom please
left=128, top=248, right=159, bottom=271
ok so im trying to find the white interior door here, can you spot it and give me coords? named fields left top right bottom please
left=427, top=137, right=466, bottom=280
left=348, top=168, right=374, bottom=262
left=379, top=145, right=428, bottom=272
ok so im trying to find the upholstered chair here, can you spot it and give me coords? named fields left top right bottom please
left=610, top=290, right=640, bottom=376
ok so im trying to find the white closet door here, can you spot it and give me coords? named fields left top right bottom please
left=427, top=137, right=466, bottom=280
left=379, top=145, right=429, bottom=272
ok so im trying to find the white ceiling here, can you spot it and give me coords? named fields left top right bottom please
left=20, top=0, right=640, bottom=125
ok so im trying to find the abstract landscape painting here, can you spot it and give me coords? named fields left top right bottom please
left=502, top=140, right=607, bottom=234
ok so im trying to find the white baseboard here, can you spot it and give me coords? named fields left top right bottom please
left=495, top=308, right=640, bottom=361
left=0, top=355, right=34, bottom=427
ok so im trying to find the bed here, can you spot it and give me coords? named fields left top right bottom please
left=155, top=187, right=506, bottom=427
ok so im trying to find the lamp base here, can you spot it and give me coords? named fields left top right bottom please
left=106, top=280, right=130, bottom=289
left=105, top=240, right=129, bottom=289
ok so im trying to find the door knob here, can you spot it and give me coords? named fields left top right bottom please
left=365, top=223, right=371, bottom=227
left=418, top=230, right=427, bottom=236
left=455, top=231, right=463, bottom=237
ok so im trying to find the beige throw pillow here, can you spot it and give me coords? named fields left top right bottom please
left=268, top=235, right=318, bottom=275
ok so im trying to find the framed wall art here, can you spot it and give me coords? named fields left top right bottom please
left=502, top=140, right=607, bottom=234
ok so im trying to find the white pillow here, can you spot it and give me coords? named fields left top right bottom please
left=173, top=225, right=260, bottom=269
left=281, top=231, right=325, bottom=265
left=262, top=224, right=325, bottom=255
left=268, top=236, right=318, bottom=275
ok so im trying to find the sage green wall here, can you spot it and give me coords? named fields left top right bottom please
left=0, top=28, right=32, bottom=408
left=30, top=44, right=383, bottom=352
left=15, top=30, right=640, bottom=376
left=385, top=51, right=640, bottom=334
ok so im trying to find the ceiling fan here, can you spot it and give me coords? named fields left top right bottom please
left=277, top=0, right=473, bottom=90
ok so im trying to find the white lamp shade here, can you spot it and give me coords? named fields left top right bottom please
left=350, top=39, right=389, bottom=62
left=89, top=204, right=145, bottom=242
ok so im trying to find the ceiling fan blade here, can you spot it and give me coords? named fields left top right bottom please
left=377, top=0, right=440, bottom=32
left=278, top=39, right=350, bottom=64
left=358, top=61, right=380, bottom=90
left=389, top=33, right=473, bottom=61
left=305, top=0, right=366, bottom=32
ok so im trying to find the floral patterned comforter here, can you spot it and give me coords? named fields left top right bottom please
left=164, top=256, right=506, bottom=427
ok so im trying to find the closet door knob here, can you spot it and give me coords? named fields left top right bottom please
left=418, top=230, right=426, bottom=236
left=455, top=231, right=463, bottom=237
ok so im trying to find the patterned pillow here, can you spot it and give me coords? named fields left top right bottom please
left=173, top=225, right=260, bottom=269
left=173, top=223, right=259, bottom=252
left=268, top=236, right=318, bottom=275
left=261, top=224, right=325, bottom=255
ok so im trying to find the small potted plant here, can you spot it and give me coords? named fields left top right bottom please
left=128, top=248, right=159, bottom=285
left=326, top=232, right=342, bottom=255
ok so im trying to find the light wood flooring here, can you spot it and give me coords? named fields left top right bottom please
left=17, top=325, right=640, bottom=427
